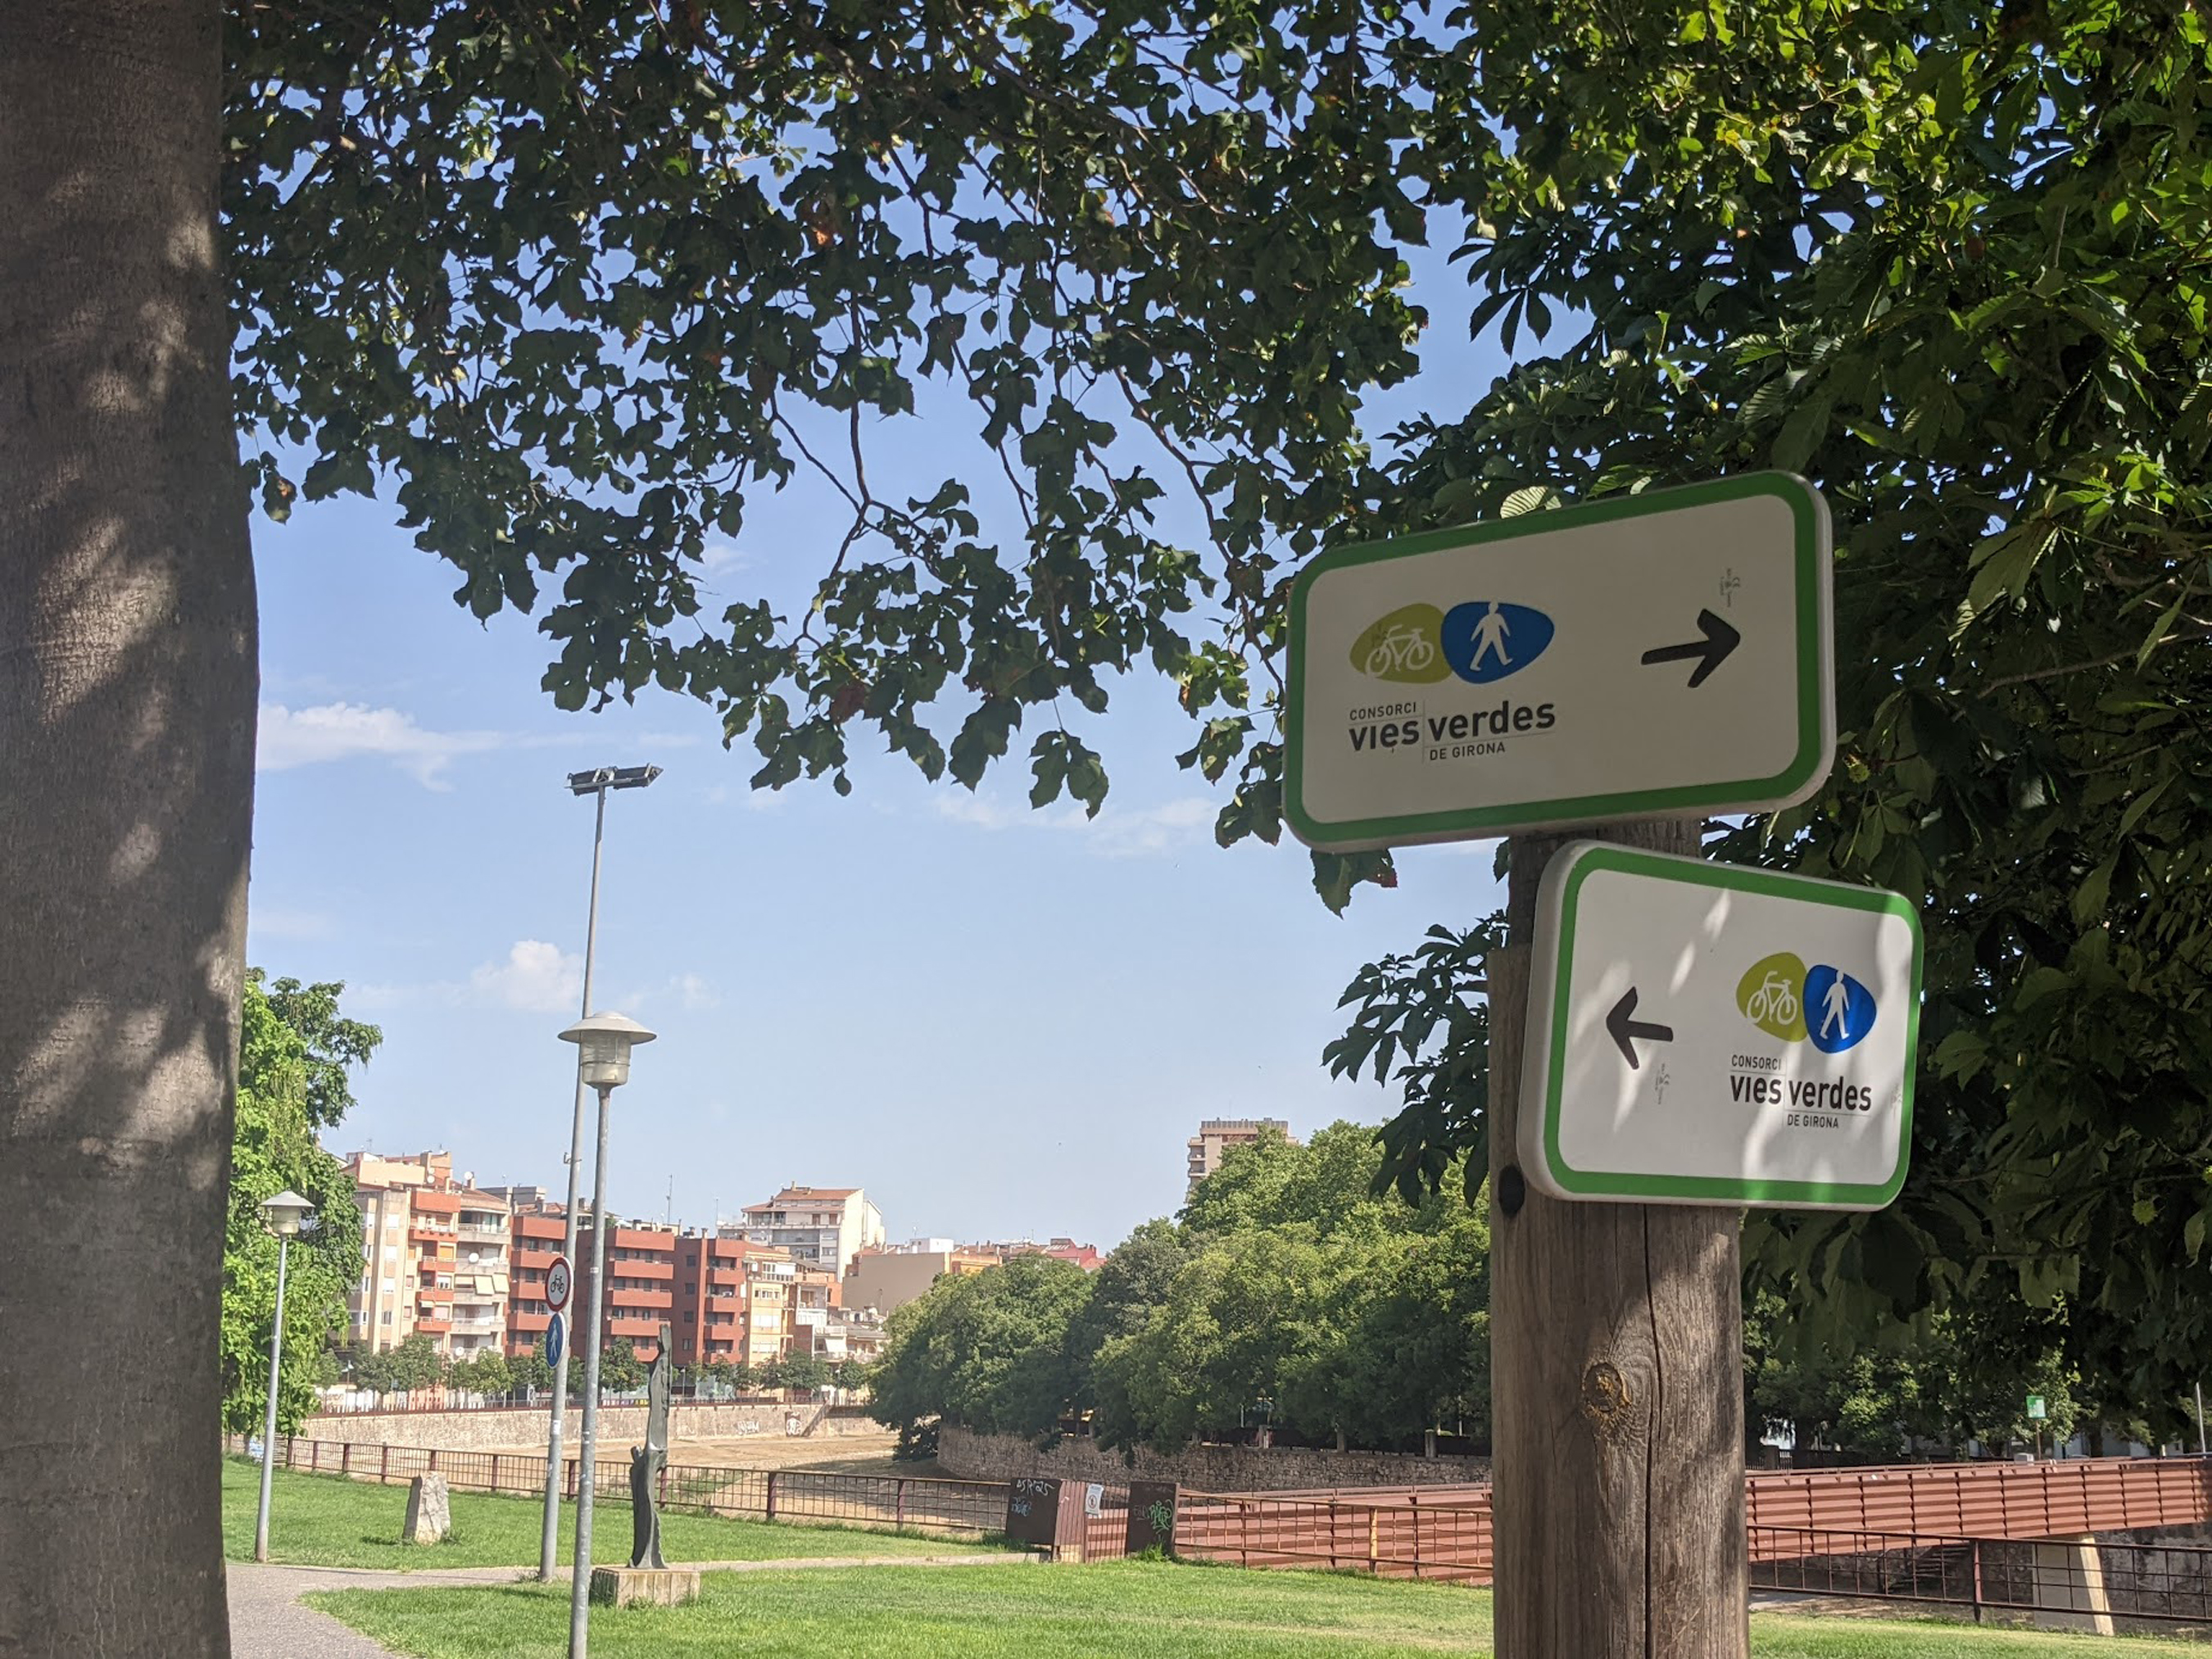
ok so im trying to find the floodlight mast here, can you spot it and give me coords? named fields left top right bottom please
left=537, top=762, right=661, bottom=1583
left=565, top=764, right=661, bottom=796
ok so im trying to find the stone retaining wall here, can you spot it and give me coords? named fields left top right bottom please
left=936, top=1425, right=1490, bottom=1493
left=301, top=1401, right=818, bottom=1453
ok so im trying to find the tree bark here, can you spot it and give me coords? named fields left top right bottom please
left=0, top=2, right=252, bottom=1653
left=1489, top=823, right=1747, bottom=1658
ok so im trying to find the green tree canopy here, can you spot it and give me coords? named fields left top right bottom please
left=868, top=1254, right=1095, bottom=1442
left=872, top=1124, right=1489, bottom=1455
left=220, top=971, right=382, bottom=1435
left=354, top=1333, right=445, bottom=1397
left=1329, top=0, right=2212, bottom=1426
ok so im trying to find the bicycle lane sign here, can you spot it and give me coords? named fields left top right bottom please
left=1285, top=473, right=1834, bottom=850
left=1519, top=842, right=1923, bottom=1210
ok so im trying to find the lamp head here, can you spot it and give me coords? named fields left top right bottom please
left=567, top=764, right=663, bottom=796
left=261, top=1190, right=315, bottom=1239
left=559, top=1010, right=657, bottom=1089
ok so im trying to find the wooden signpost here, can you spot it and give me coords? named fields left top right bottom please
left=1286, top=474, right=1912, bottom=1657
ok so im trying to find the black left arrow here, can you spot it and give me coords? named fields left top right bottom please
left=1640, top=608, right=1742, bottom=688
left=1606, top=987, right=1674, bottom=1071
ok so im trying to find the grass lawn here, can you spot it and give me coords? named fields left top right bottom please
left=312, top=1562, right=2212, bottom=1659
left=224, top=1457, right=1000, bottom=1571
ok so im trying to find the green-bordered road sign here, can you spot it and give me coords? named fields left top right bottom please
left=1285, top=474, right=1834, bottom=850
left=2027, top=1395, right=2047, bottom=1421
left=1521, top=842, right=1922, bottom=1210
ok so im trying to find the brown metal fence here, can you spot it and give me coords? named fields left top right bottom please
left=1745, top=1456, right=2212, bottom=1539
left=228, top=1434, right=1010, bottom=1538
left=234, top=1434, right=2212, bottom=1592
left=1174, top=1488, right=1495, bottom=1583
left=1168, top=1458, right=2212, bottom=1590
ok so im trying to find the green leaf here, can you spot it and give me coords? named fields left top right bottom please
left=1964, top=521, right=2056, bottom=621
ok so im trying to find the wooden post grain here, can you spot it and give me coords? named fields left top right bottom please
left=1489, top=821, right=1747, bottom=1658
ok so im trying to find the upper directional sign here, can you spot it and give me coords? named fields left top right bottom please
left=1285, top=474, right=1834, bottom=850
left=1520, top=842, right=1922, bottom=1211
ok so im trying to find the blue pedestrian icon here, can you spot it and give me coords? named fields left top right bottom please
left=1803, top=966, right=1876, bottom=1054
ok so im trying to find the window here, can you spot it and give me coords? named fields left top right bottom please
left=379, top=1311, right=392, bottom=1326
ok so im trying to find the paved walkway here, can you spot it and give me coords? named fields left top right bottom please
left=227, top=1551, right=1039, bottom=1658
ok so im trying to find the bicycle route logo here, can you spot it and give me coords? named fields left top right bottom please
left=1736, top=952, right=1877, bottom=1054
left=1350, top=601, right=1555, bottom=687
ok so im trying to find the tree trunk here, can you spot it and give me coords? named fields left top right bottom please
left=1489, top=823, right=1748, bottom=1658
left=0, top=2, right=252, bottom=1654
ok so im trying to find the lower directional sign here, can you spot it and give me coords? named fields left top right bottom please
left=1520, top=842, right=1923, bottom=1210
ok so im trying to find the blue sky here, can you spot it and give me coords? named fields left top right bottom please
left=256, top=235, right=1512, bottom=1253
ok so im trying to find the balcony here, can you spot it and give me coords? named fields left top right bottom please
left=514, top=1248, right=560, bottom=1270
left=408, top=1223, right=456, bottom=1244
left=608, top=1316, right=662, bottom=1339
left=414, top=1316, right=451, bottom=1333
left=609, top=1288, right=672, bottom=1310
left=510, top=1309, right=551, bottom=1332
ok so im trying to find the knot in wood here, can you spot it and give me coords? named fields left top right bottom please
left=1578, top=1360, right=1634, bottom=1438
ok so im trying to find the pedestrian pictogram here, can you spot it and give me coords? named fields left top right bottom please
left=1520, top=841, right=1921, bottom=1210
left=1286, top=473, right=1834, bottom=850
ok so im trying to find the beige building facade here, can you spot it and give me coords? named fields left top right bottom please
left=1185, top=1117, right=1297, bottom=1199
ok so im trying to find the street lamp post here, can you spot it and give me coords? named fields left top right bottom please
left=539, top=764, right=660, bottom=1581
left=252, top=1189, right=316, bottom=1564
left=559, top=1012, right=656, bottom=1659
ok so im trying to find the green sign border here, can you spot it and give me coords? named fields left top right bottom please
left=1285, top=473, right=1832, bottom=850
left=1531, top=843, right=1923, bottom=1209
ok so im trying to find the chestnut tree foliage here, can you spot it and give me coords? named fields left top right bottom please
left=1328, top=0, right=2212, bottom=1423
left=224, top=0, right=1430, bottom=913
left=224, top=0, right=2211, bottom=1418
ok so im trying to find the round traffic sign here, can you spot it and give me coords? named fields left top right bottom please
left=545, top=1311, right=566, bottom=1370
left=546, top=1254, right=573, bottom=1313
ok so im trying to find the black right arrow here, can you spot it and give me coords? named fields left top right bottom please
left=1606, top=987, right=1675, bottom=1071
left=1640, top=608, right=1743, bottom=688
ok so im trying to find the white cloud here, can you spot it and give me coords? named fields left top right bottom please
left=671, top=973, right=720, bottom=1011
left=469, top=941, right=584, bottom=1013
left=258, top=703, right=501, bottom=788
left=931, top=791, right=1217, bottom=858
left=1087, top=797, right=1217, bottom=859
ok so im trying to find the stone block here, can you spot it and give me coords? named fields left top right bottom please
left=402, top=1474, right=451, bottom=1544
left=589, top=1566, right=702, bottom=1608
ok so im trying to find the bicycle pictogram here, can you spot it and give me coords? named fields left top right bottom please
left=1744, top=971, right=1798, bottom=1028
left=1363, top=623, right=1435, bottom=678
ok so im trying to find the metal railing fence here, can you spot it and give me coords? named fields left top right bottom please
left=226, top=1434, right=1009, bottom=1539
left=1752, top=1523, right=2212, bottom=1627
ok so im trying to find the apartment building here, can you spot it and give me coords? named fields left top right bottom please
left=342, top=1150, right=510, bottom=1358
left=968, top=1236, right=1104, bottom=1271
left=790, top=1262, right=843, bottom=1353
left=1185, top=1117, right=1297, bottom=1198
left=844, top=1240, right=999, bottom=1316
left=737, top=1185, right=886, bottom=1275
left=673, top=1229, right=750, bottom=1367
left=505, top=1204, right=568, bottom=1359
left=739, top=1249, right=796, bottom=1368
left=575, top=1217, right=679, bottom=1362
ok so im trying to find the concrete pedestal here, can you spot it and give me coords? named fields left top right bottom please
left=2031, top=1536, right=2115, bottom=1635
left=588, top=1566, right=702, bottom=1608
left=401, top=1475, right=450, bottom=1545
